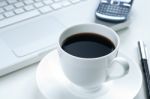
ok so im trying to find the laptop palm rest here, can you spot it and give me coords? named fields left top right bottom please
left=1, top=17, right=65, bottom=57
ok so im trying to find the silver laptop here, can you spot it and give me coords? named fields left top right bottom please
left=0, top=0, right=129, bottom=76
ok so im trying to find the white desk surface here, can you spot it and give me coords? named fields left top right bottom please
left=0, top=0, right=149, bottom=99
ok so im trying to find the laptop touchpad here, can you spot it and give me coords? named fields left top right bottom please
left=1, top=17, right=65, bottom=57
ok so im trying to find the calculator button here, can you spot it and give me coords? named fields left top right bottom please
left=97, top=3, right=130, bottom=17
left=113, top=1, right=120, bottom=5
left=101, top=0, right=108, bottom=3
left=123, top=3, right=131, bottom=7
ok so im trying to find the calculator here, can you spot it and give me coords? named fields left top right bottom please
left=96, top=0, right=134, bottom=22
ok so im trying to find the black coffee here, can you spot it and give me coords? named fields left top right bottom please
left=62, top=33, right=115, bottom=58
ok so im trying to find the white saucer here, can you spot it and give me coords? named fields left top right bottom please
left=36, top=50, right=142, bottom=99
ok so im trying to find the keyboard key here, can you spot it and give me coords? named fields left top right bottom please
left=24, top=5, right=35, bottom=11
left=53, top=0, right=61, bottom=2
left=0, top=1, right=8, bottom=7
left=24, top=0, right=34, bottom=5
left=0, top=0, right=82, bottom=28
left=34, top=0, right=42, bottom=1
left=43, top=0, right=53, bottom=5
left=70, top=0, right=81, bottom=3
left=4, top=11, right=15, bottom=17
left=0, top=8, right=5, bottom=13
left=4, top=5, right=15, bottom=11
left=34, top=2, right=44, bottom=8
left=39, top=6, right=52, bottom=13
left=0, top=10, right=40, bottom=28
left=0, top=14, right=4, bottom=20
left=14, top=8, right=25, bottom=14
left=51, top=2, right=62, bottom=9
left=14, top=2, right=25, bottom=8
left=7, top=0, right=18, bottom=4
left=61, top=0, right=71, bottom=6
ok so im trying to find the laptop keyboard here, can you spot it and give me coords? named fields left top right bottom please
left=0, top=0, right=85, bottom=28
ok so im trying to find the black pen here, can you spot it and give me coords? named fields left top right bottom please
left=138, top=40, right=150, bottom=98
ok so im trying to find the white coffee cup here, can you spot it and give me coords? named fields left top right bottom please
left=57, top=23, right=129, bottom=93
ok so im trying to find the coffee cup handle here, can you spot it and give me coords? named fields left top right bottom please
left=106, top=57, right=130, bottom=81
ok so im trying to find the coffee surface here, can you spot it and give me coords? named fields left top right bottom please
left=62, top=33, right=115, bottom=58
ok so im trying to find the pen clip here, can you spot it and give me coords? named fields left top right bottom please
left=138, top=41, right=147, bottom=59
